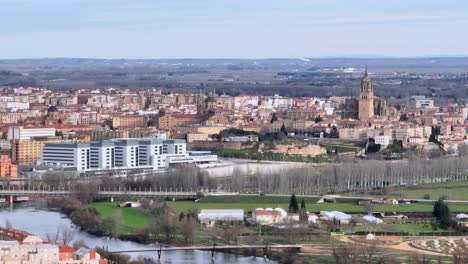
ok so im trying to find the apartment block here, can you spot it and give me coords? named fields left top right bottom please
left=112, top=115, right=147, bottom=128
left=40, top=138, right=217, bottom=173
left=11, top=137, right=85, bottom=165
left=7, top=126, right=56, bottom=140
left=0, top=155, right=17, bottom=178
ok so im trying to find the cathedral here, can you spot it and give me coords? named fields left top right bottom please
left=197, top=88, right=218, bottom=116
left=196, top=88, right=229, bottom=125
left=358, top=68, right=374, bottom=120
left=341, top=69, right=387, bottom=120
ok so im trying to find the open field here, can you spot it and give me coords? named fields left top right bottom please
left=394, top=188, right=468, bottom=201
left=355, top=223, right=446, bottom=233
left=199, top=195, right=320, bottom=204
left=375, top=203, right=468, bottom=213
left=171, top=195, right=468, bottom=215
left=85, top=202, right=152, bottom=233
left=341, top=181, right=468, bottom=201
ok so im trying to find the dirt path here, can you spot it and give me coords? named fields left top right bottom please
left=333, top=235, right=450, bottom=256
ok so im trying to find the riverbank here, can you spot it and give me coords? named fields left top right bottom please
left=0, top=203, right=276, bottom=263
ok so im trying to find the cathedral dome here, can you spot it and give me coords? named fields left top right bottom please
left=47, top=106, right=59, bottom=113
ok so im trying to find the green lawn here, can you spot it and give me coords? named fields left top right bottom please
left=355, top=223, right=445, bottom=233
left=417, top=181, right=468, bottom=187
left=395, top=188, right=468, bottom=200
left=375, top=203, right=468, bottom=213
left=85, top=202, right=152, bottom=233
left=340, top=181, right=468, bottom=201
left=199, top=195, right=319, bottom=204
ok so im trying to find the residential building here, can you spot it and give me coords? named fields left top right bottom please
left=374, top=135, right=390, bottom=146
left=7, top=126, right=56, bottom=140
left=112, top=115, right=147, bottom=128
left=0, top=227, right=107, bottom=264
left=90, top=129, right=150, bottom=141
left=252, top=208, right=287, bottom=225
left=157, top=111, right=203, bottom=130
left=0, top=155, right=17, bottom=178
left=12, top=137, right=85, bottom=165
left=409, top=96, right=435, bottom=108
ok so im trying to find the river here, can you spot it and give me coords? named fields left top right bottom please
left=0, top=203, right=275, bottom=263
left=202, top=158, right=312, bottom=178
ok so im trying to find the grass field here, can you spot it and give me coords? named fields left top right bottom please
left=341, top=181, right=468, bottom=200
left=375, top=203, right=468, bottom=213
left=85, top=202, right=152, bottom=233
left=395, top=188, right=468, bottom=200
left=170, top=194, right=468, bottom=215
left=199, top=195, right=319, bottom=204
left=355, top=223, right=445, bottom=233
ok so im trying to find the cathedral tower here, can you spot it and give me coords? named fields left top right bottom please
left=358, top=68, right=374, bottom=120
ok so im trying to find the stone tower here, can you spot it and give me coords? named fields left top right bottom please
left=358, top=68, right=374, bottom=120
left=196, top=89, right=205, bottom=115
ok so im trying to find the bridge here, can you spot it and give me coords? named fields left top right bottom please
left=0, top=186, right=239, bottom=200
left=109, top=242, right=302, bottom=260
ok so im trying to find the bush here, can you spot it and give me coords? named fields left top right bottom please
left=70, top=208, right=102, bottom=235
left=424, top=194, right=431, bottom=200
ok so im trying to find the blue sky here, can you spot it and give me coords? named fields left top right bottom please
left=1, top=0, right=467, bottom=59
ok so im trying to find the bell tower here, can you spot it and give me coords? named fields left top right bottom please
left=358, top=68, right=374, bottom=120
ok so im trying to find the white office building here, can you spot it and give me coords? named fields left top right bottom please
left=40, top=137, right=217, bottom=173
left=409, top=96, right=435, bottom=108
left=7, top=126, right=56, bottom=140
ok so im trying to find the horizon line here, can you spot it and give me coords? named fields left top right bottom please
left=2, top=56, right=468, bottom=61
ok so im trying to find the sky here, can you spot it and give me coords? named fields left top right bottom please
left=1, top=0, right=468, bottom=59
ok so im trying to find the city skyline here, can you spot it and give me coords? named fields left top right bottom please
left=1, top=0, right=468, bottom=59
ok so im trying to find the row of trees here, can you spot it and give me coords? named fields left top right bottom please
left=25, top=155, right=468, bottom=200
left=221, top=156, right=468, bottom=195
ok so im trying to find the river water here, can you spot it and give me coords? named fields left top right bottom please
left=202, top=159, right=311, bottom=178
left=0, top=203, right=275, bottom=263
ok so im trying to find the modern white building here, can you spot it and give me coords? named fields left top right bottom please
left=374, top=135, right=390, bottom=146
left=409, top=96, right=435, bottom=108
left=40, top=137, right=217, bottom=173
left=7, top=126, right=56, bottom=140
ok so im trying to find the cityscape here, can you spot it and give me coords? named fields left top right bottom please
left=1, top=1, right=468, bottom=264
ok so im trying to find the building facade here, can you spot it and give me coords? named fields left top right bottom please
left=40, top=138, right=217, bottom=173
left=112, top=115, right=147, bottom=128
left=0, top=155, right=17, bottom=178
left=7, top=126, right=56, bottom=140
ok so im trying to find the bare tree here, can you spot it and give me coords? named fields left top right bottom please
left=178, top=217, right=198, bottom=244
left=360, top=241, right=378, bottom=263
left=332, top=243, right=360, bottom=264
left=213, top=221, right=244, bottom=244
left=46, top=225, right=75, bottom=245
left=72, top=239, right=88, bottom=250
left=4, top=219, right=13, bottom=229
left=452, top=244, right=468, bottom=264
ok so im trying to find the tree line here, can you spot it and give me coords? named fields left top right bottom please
left=220, top=156, right=468, bottom=195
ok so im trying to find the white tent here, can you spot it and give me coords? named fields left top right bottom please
left=456, top=213, right=468, bottom=220
left=363, top=215, right=384, bottom=224
left=320, top=211, right=352, bottom=224
left=198, top=209, right=244, bottom=222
